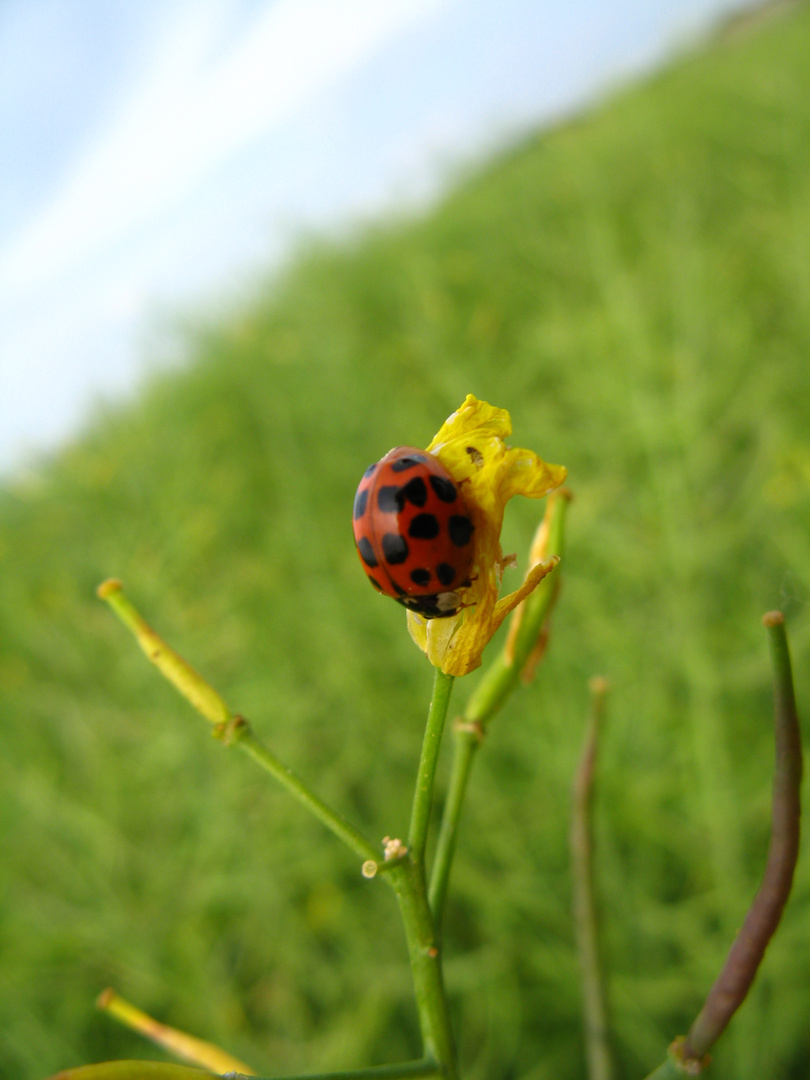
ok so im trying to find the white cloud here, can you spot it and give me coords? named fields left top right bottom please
left=0, top=0, right=758, bottom=473
left=0, top=0, right=451, bottom=298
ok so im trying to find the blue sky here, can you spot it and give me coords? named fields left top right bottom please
left=0, top=0, right=758, bottom=474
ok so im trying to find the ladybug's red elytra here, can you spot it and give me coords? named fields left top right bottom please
left=352, top=446, right=475, bottom=618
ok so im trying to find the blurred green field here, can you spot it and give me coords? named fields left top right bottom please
left=2, top=5, right=810, bottom=1078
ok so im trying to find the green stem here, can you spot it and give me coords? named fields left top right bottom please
left=388, top=669, right=458, bottom=1078
left=643, top=613, right=802, bottom=1079
left=273, top=1064, right=444, bottom=1079
left=257, top=1062, right=443, bottom=1079
left=46, top=1061, right=442, bottom=1080
left=464, top=491, right=569, bottom=727
left=408, top=669, right=455, bottom=864
left=459, top=653, right=516, bottom=730
left=428, top=726, right=480, bottom=925
left=431, top=494, right=570, bottom=927
left=639, top=1058, right=686, bottom=1080
left=98, top=581, right=379, bottom=866
left=680, top=611, right=802, bottom=1061
left=45, top=1066, right=221, bottom=1080
left=226, top=719, right=379, bottom=864
left=571, top=678, right=613, bottom=1080
left=390, top=860, right=458, bottom=1080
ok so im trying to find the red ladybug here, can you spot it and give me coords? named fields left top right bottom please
left=352, top=447, right=475, bottom=618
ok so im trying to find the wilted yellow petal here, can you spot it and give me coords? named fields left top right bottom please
left=405, top=395, right=566, bottom=676
left=491, top=556, right=560, bottom=635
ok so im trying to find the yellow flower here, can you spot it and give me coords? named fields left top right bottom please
left=407, top=395, right=566, bottom=676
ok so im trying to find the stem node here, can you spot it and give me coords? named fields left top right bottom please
left=670, top=1036, right=710, bottom=1075
left=213, top=714, right=248, bottom=745
left=451, top=716, right=485, bottom=742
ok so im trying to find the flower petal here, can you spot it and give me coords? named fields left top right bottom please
left=405, top=395, right=566, bottom=675
left=408, top=556, right=559, bottom=677
left=491, top=556, right=560, bottom=636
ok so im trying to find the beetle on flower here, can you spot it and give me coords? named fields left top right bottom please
left=353, top=394, right=566, bottom=676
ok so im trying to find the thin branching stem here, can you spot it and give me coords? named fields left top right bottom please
left=261, top=1065, right=444, bottom=1080
left=98, top=581, right=379, bottom=866
left=571, top=677, right=613, bottom=1080
left=680, top=611, right=802, bottom=1062
left=46, top=1066, right=220, bottom=1080
left=408, top=669, right=455, bottom=865
left=639, top=1058, right=685, bottom=1080
left=430, top=494, right=570, bottom=928
left=463, top=491, right=570, bottom=727
left=642, top=612, right=802, bottom=1078
left=97, top=988, right=255, bottom=1074
left=428, top=724, right=480, bottom=925
left=393, top=667, right=459, bottom=1078
left=245, top=1063, right=443, bottom=1080
left=227, top=719, right=379, bottom=863
left=46, top=1060, right=443, bottom=1080
left=390, top=860, right=458, bottom=1080
left=99, top=581, right=458, bottom=1075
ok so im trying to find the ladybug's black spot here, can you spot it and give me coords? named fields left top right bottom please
left=367, top=574, right=383, bottom=592
left=436, top=563, right=456, bottom=586
left=429, top=475, right=457, bottom=502
left=449, top=515, right=474, bottom=547
left=357, top=536, right=378, bottom=568
left=363, top=462, right=378, bottom=479
left=378, top=477, right=429, bottom=514
left=353, top=487, right=369, bottom=520
left=391, top=580, right=406, bottom=595
left=377, top=485, right=402, bottom=513
left=408, top=513, right=440, bottom=540
left=401, top=476, right=427, bottom=507
left=382, top=532, right=409, bottom=564
left=410, top=568, right=431, bottom=587
left=390, top=454, right=428, bottom=473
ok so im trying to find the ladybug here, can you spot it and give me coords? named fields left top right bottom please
left=352, top=446, right=475, bottom=618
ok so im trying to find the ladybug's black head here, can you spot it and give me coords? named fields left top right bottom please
left=398, top=591, right=461, bottom=619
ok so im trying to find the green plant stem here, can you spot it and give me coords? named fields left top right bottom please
left=408, top=669, right=455, bottom=865
left=464, top=491, right=569, bottom=727
left=428, top=726, right=479, bottom=922
left=226, top=718, right=379, bottom=864
left=256, top=1063, right=443, bottom=1080
left=96, top=986, right=255, bottom=1074
left=46, top=1061, right=442, bottom=1080
left=101, top=584, right=454, bottom=1077
left=639, top=1058, right=685, bottom=1080
left=385, top=669, right=458, bottom=1079
left=571, top=678, right=613, bottom=1080
left=643, top=612, right=802, bottom=1078
left=99, top=581, right=379, bottom=867
left=430, top=494, right=570, bottom=926
left=45, top=1066, right=219, bottom=1080
left=460, top=585, right=553, bottom=729
left=273, top=1064, right=443, bottom=1079
left=390, top=860, right=458, bottom=1080
left=429, top=567, right=560, bottom=924
left=680, top=611, right=802, bottom=1061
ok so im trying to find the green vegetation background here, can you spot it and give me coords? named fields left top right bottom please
left=2, top=6, right=809, bottom=1078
